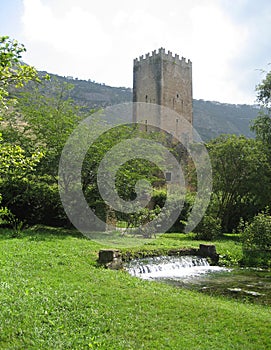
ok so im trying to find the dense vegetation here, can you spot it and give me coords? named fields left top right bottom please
left=1, top=36, right=271, bottom=263
left=1, top=34, right=271, bottom=349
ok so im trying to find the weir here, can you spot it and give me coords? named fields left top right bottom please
left=125, top=255, right=224, bottom=280
left=97, top=244, right=219, bottom=270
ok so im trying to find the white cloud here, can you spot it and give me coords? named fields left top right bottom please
left=22, top=0, right=111, bottom=56
left=187, top=3, right=249, bottom=103
left=18, top=0, right=268, bottom=104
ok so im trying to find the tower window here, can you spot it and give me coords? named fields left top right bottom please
left=165, top=172, right=172, bottom=181
left=177, top=94, right=179, bottom=98
left=145, top=95, right=148, bottom=102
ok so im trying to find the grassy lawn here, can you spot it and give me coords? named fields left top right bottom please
left=0, top=227, right=270, bottom=349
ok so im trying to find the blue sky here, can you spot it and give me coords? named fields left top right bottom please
left=0, top=0, right=271, bottom=104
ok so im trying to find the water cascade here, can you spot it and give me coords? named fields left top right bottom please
left=124, top=255, right=271, bottom=305
left=126, top=255, right=225, bottom=280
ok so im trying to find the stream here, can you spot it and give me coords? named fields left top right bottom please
left=125, top=256, right=271, bottom=306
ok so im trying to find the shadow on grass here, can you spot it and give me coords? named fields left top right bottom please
left=160, top=233, right=195, bottom=241
left=216, top=233, right=241, bottom=243
left=160, top=232, right=241, bottom=243
left=0, top=225, right=87, bottom=241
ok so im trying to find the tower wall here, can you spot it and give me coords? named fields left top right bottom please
left=133, top=48, right=193, bottom=138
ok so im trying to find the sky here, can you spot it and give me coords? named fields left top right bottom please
left=0, top=0, right=271, bottom=105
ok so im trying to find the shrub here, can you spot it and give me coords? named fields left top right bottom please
left=194, top=215, right=222, bottom=241
left=0, top=178, right=67, bottom=227
left=242, top=211, right=271, bottom=266
left=242, top=212, right=271, bottom=250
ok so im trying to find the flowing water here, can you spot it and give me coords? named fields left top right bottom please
left=125, top=256, right=271, bottom=306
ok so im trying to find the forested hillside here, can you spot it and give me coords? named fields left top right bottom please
left=33, top=72, right=259, bottom=141
left=193, top=100, right=258, bottom=140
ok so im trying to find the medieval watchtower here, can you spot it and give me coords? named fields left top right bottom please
left=133, top=48, right=193, bottom=138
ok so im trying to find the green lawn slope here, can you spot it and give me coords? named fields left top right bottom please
left=0, top=228, right=270, bottom=349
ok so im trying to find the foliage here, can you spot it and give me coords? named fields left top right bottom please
left=0, top=35, right=43, bottom=111
left=251, top=68, right=271, bottom=159
left=251, top=110, right=271, bottom=147
left=194, top=215, right=222, bottom=241
left=255, top=69, right=271, bottom=108
left=0, top=36, right=49, bottom=227
left=0, top=140, right=43, bottom=179
left=242, top=211, right=271, bottom=250
left=2, top=79, right=82, bottom=177
left=250, top=68, right=271, bottom=210
left=0, top=177, right=66, bottom=226
left=242, top=211, right=271, bottom=267
left=207, top=134, right=270, bottom=232
left=123, top=206, right=161, bottom=237
left=0, top=195, right=11, bottom=226
left=0, top=134, right=43, bottom=227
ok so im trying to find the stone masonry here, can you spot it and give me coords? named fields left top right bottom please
left=133, top=48, right=193, bottom=139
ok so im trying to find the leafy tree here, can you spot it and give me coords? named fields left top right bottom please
left=0, top=36, right=46, bottom=226
left=0, top=35, right=42, bottom=111
left=251, top=68, right=271, bottom=153
left=0, top=79, right=86, bottom=226
left=207, top=135, right=270, bottom=231
left=255, top=69, right=271, bottom=108
left=0, top=132, right=44, bottom=226
left=13, top=80, right=83, bottom=178
left=251, top=110, right=271, bottom=146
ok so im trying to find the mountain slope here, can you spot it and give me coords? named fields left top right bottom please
left=32, top=72, right=261, bottom=140
left=193, top=99, right=258, bottom=141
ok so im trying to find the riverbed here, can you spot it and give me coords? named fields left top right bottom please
left=125, top=256, right=271, bottom=306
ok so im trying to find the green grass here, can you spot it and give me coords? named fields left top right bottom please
left=0, top=228, right=270, bottom=349
left=119, top=232, right=243, bottom=265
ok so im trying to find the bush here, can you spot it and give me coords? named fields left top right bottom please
left=194, top=215, right=222, bottom=241
left=242, top=212, right=271, bottom=250
left=151, top=190, right=195, bottom=233
left=242, top=212, right=271, bottom=266
left=0, top=178, right=67, bottom=227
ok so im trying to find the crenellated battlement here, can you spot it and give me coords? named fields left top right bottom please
left=133, top=47, right=193, bottom=129
left=134, top=47, right=192, bottom=66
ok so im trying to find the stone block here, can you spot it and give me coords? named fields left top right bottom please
left=98, top=249, right=120, bottom=264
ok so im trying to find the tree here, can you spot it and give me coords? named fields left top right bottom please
left=255, top=69, right=271, bottom=108
left=0, top=35, right=44, bottom=179
left=251, top=68, right=271, bottom=152
left=0, top=36, right=45, bottom=226
left=0, top=78, right=86, bottom=226
left=0, top=35, right=42, bottom=111
left=207, top=135, right=270, bottom=232
left=12, top=80, right=83, bottom=178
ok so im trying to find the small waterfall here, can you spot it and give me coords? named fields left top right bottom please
left=125, top=255, right=223, bottom=280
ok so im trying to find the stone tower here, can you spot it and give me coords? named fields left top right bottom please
left=133, top=48, right=193, bottom=138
